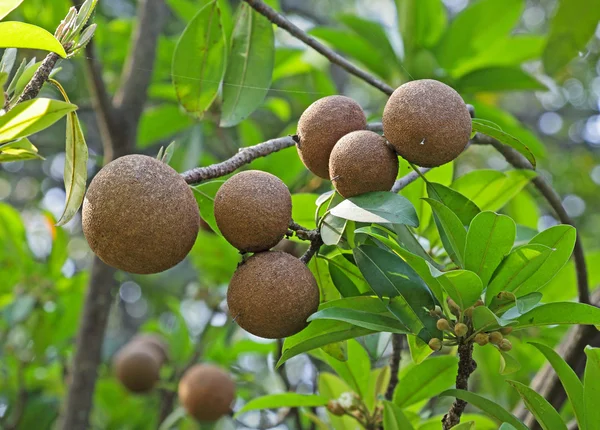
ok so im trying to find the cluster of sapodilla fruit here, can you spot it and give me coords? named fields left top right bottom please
left=81, top=78, right=471, bottom=420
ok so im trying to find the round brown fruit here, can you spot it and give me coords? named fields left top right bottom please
left=329, top=130, right=398, bottom=198
left=297, top=95, right=367, bottom=179
left=214, top=171, right=292, bottom=253
left=113, top=344, right=161, bottom=393
left=82, top=154, right=200, bottom=274
left=382, top=79, right=472, bottom=167
left=129, top=333, right=169, bottom=366
left=227, top=251, right=320, bottom=339
left=178, top=364, right=235, bottom=422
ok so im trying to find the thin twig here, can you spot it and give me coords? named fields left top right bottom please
left=13, top=52, right=61, bottom=106
left=300, top=235, right=324, bottom=265
left=392, top=167, right=431, bottom=193
left=442, top=342, right=477, bottom=429
left=385, top=334, right=404, bottom=401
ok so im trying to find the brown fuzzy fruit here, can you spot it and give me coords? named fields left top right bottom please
left=227, top=251, right=319, bottom=339
left=382, top=79, right=472, bottom=167
left=329, top=130, right=399, bottom=198
left=178, top=364, right=235, bottom=422
left=113, top=344, right=161, bottom=393
left=297, top=95, right=367, bottom=178
left=214, top=171, right=292, bottom=253
left=82, top=154, right=200, bottom=274
left=129, top=334, right=169, bottom=366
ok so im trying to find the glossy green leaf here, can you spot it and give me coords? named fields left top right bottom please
left=427, top=182, right=480, bottom=227
left=529, top=342, right=584, bottom=428
left=0, top=138, right=42, bottom=162
left=424, top=198, right=467, bottom=267
left=0, top=0, right=23, bottom=20
left=457, top=67, right=545, bottom=93
left=499, top=350, right=521, bottom=375
left=438, top=270, right=483, bottom=309
left=472, top=306, right=516, bottom=332
left=584, top=347, right=600, bottom=430
left=0, top=98, right=77, bottom=144
left=0, top=22, right=67, bottom=57
left=56, top=112, right=88, bottom=226
left=354, top=245, right=440, bottom=341
left=451, top=423, right=475, bottom=430
left=395, top=224, right=445, bottom=271
left=331, top=192, right=418, bottom=227
left=321, top=213, right=346, bottom=246
left=292, top=193, right=319, bottom=230
left=319, top=373, right=359, bottom=429
left=394, top=356, right=458, bottom=407
left=173, top=1, right=227, bottom=117
left=220, top=4, right=274, bottom=126
left=507, top=381, right=567, bottom=430
left=308, top=306, right=410, bottom=334
left=309, top=257, right=340, bottom=302
left=192, top=180, right=224, bottom=234
left=514, top=302, right=600, bottom=330
left=325, top=253, right=370, bottom=295
left=395, top=0, right=447, bottom=52
left=440, top=389, right=528, bottom=430
left=465, top=211, right=516, bottom=287
left=472, top=119, right=536, bottom=168
left=329, top=263, right=361, bottom=297
left=235, top=393, right=329, bottom=416
left=407, top=334, right=433, bottom=364
left=383, top=400, right=415, bottom=430
left=486, top=244, right=553, bottom=306
left=543, top=0, right=600, bottom=76
left=338, top=14, right=399, bottom=66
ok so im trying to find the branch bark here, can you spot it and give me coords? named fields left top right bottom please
left=13, top=52, right=61, bottom=106
left=442, top=342, right=477, bottom=429
left=385, top=334, right=404, bottom=401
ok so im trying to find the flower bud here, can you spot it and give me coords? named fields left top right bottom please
left=474, top=299, right=484, bottom=307
left=499, top=339, right=513, bottom=351
left=489, top=331, right=503, bottom=345
left=474, top=333, right=489, bottom=346
left=428, top=338, right=442, bottom=351
left=464, top=306, right=474, bottom=318
left=436, top=318, right=451, bottom=331
left=454, top=323, right=468, bottom=337
left=500, top=326, right=513, bottom=336
left=327, top=400, right=345, bottom=416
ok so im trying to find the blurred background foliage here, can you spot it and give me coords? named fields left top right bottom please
left=1, top=0, right=599, bottom=428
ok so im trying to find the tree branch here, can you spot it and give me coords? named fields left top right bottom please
left=15, top=52, right=61, bottom=105
left=442, top=342, right=477, bottom=429
left=385, top=334, right=404, bottom=401
left=243, top=0, right=395, bottom=96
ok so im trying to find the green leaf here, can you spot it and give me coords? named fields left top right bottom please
left=292, top=193, right=319, bottom=230
left=434, top=0, right=523, bottom=71
left=584, top=347, right=600, bottom=430
left=499, top=350, right=521, bottom=375
left=173, top=1, right=227, bottom=117
left=465, top=211, right=516, bottom=287
left=310, top=257, right=340, bottom=302
left=486, top=244, right=553, bottom=306
left=0, top=0, right=23, bottom=20
left=543, top=0, right=600, bottom=76
left=331, top=192, right=418, bottom=227
left=56, top=112, right=88, bottom=226
left=452, top=423, right=475, bottom=430
left=321, top=213, right=346, bottom=246
left=325, top=253, right=370, bottom=295
left=507, top=380, right=567, bottom=430
left=354, top=245, right=440, bottom=341
left=514, top=225, right=576, bottom=297
left=394, top=0, right=447, bottom=53
left=383, top=400, right=415, bottom=430
left=319, top=373, right=359, bottom=429
left=427, top=182, right=481, bottom=227
left=220, top=4, right=274, bottom=126
left=529, top=342, right=584, bottom=428
left=235, top=393, right=329, bottom=416
left=424, top=198, right=467, bottom=267
left=394, top=356, right=458, bottom=407
left=338, top=14, right=399, bottom=67
left=329, top=263, right=361, bottom=297
left=437, top=270, right=483, bottom=309
left=440, top=389, right=528, bottom=430
left=472, top=119, right=536, bottom=168
left=0, top=138, right=42, bottom=162
left=192, top=180, right=224, bottom=234
left=407, top=334, right=433, bottom=364
left=472, top=306, right=516, bottom=332
left=137, top=104, right=194, bottom=148
left=0, top=47, right=16, bottom=75
left=308, top=306, right=410, bottom=334
left=514, top=302, right=600, bottom=330
left=0, top=98, right=77, bottom=144
left=0, top=22, right=67, bottom=57
left=456, top=67, right=545, bottom=93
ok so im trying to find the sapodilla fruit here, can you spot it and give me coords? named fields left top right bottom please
left=382, top=79, right=472, bottom=167
left=129, top=333, right=169, bottom=365
left=113, top=343, right=161, bottom=393
left=82, top=154, right=200, bottom=274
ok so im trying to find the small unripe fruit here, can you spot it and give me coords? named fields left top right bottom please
left=464, top=307, right=474, bottom=318
left=499, top=339, right=513, bottom=351
left=474, top=333, right=489, bottom=346
left=113, top=344, right=161, bottom=393
left=178, top=364, right=236, bottom=422
left=327, top=400, right=345, bottom=416
left=447, top=298, right=461, bottom=316
left=489, top=331, right=504, bottom=345
left=454, top=323, right=468, bottom=337
left=429, top=338, right=442, bottom=351
left=436, top=319, right=451, bottom=331
left=500, top=327, right=513, bottom=336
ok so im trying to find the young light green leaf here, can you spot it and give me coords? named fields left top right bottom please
left=0, top=22, right=67, bottom=57
left=192, top=180, right=224, bottom=234
left=499, top=350, right=521, bottom=375
left=321, top=213, right=347, bottom=246
left=173, top=1, right=227, bottom=117
left=514, top=302, right=600, bottom=330
left=338, top=14, right=399, bottom=66
left=584, top=347, right=600, bottom=430
left=383, top=401, right=415, bottom=430
left=331, top=192, right=418, bottom=227
left=394, top=356, right=458, bottom=407
left=235, top=393, right=329, bottom=416
left=471, top=306, right=516, bottom=332
left=543, top=0, right=600, bottom=76
left=424, top=198, right=467, bottom=267
left=0, top=0, right=23, bottom=20
left=472, top=119, right=536, bottom=168
left=407, top=334, right=433, bottom=364
left=451, top=423, right=475, bottom=430
left=439, top=389, right=528, bottom=430
left=0, top=48, right=17, bottom=76
left=507, top=381, right=567, bottom=430
left=465, top=211, right=516, bottom=287
left=529, top=342, right=584, bottom=428
left=0, top=98, right=77, bottom=144
left=220, top=4, right=274, bottom=127
left=426, top=182, right=481, bottom=226
left=56, top=112, right=88, bottom=226
left=0, top=138, right=42, bottom=162
left=437, top=270, right=483, bottom=309
left=307, top=307, right=410, bottom=334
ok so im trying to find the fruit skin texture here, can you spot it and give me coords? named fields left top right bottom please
left=82, top=154, right=200, bottom=274
left=113, top=344, right=161, bottom=393
left=178, top=364, right=235, bottom=422
left=382, top=79, right=472, bottom=167
left=214, top=171, right=292, bottom=252
left=227, top=251, right=320, bottom=339
left=329, top=130, right=399, bottom=198
left=129, top=334, right=169, bottom=365
left=297, top=95, right=367, bottom=179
